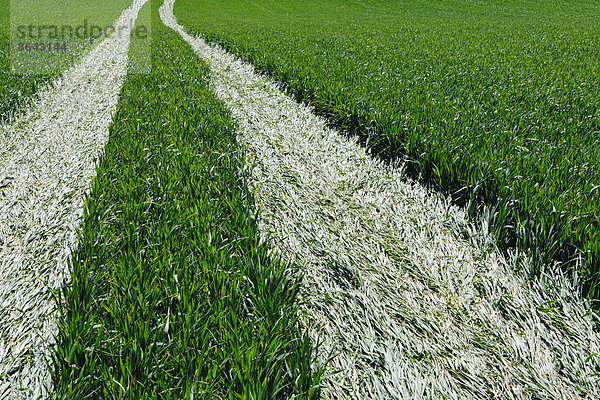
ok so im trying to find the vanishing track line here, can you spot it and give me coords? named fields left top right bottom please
left=0, top=0, right=147, bottom=397
left=162, top=1, right=600, bottom=399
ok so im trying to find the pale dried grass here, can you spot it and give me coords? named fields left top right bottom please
left=0, top=1, right=148, bottom=397
left=164, top=1, right=600, bottom=398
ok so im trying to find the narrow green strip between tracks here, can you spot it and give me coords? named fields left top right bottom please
left=51, top=1, right=320, bottom=397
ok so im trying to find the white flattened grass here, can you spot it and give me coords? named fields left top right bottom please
left=0, top=0, right=148, bottom=397
left=163, top=1, right=600, bottom=398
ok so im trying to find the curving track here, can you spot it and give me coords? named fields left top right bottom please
left=0, top=0, right=148, bottom=397
left=161, top=0, right=600, bottom=398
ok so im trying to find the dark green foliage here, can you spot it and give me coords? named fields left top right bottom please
left=51, top=1, right=321, bottom=397
left=174, top=0, right=600, bottom=297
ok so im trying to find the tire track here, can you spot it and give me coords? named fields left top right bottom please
left=162, top=1, right=600, bottom=398
left=0, top=0, right=148, bottom=397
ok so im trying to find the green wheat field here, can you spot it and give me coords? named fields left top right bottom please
left=1, top=0, right=599, bottom=398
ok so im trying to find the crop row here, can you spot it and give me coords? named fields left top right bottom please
left=51, top=1, right=319, bottom=398
left=0, top=0, right=51, bottom=122
left=0, top=0, right=134, bottom=123
left=174, top=0, right=600, bottom=297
